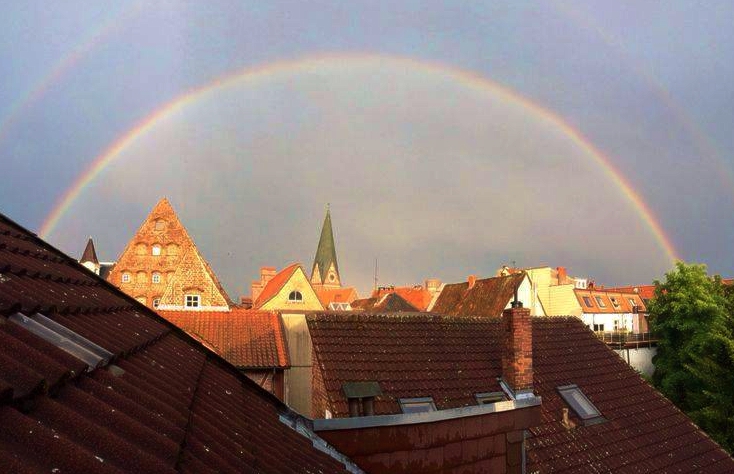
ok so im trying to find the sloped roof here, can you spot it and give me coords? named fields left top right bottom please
left=431, top=273, right=525, bottom=317
left=79, top=237, right=98, bottom=264
left=574, top=288, right=646, bottom=314
left=315, top=287, right=358, bottom=307
left=306, top=312, right=734, bottom=473
left=253, top=263, right=301, bottom=308
left=311, top=208, right=339, bottom=285
left=0, top=213, right=355, bottom=473
left=605, top=285, right=656, bottom=301
left=157, top=309, right=289, bottom=369
left=351, top=293, right=419, bottom=312
left=371, top=286, right=433, bottom=311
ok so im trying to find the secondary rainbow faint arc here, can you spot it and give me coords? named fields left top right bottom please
left=38, top=53, right=679, bottom=263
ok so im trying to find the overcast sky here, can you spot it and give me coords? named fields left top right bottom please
left=2, top=1, right=733, bottom=298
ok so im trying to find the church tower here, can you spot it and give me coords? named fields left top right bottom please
left=310, top=206, right=341, bottom=290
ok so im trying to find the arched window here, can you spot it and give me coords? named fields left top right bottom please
left=152, top=245, right=162, bottom=256
left=152, top=272, right=161, bottom=284
left=121, top=272, right=131, bottom=283
left=288, top=290, right=303, bottom=302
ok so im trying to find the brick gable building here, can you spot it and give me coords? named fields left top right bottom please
left=108, top=198, right=232, bottom=310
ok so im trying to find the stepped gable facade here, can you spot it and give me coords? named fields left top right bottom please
left=0, top=211, right=358, bottom=473
left=108, top=198, right=231, bottom=310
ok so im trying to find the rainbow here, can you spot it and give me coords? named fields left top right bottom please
left=39, top=53, right=679, bottom=263
left=0, top=2, right=145, bottom=146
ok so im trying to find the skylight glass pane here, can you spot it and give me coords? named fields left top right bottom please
left=557, top=384, right=602, bottom=420
left=399, top=397, right=436, bottom=414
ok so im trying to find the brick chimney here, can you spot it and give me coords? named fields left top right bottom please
left=501, top=301, right=533, bottom=396
left=467, top=275, right=477, bottom=290
left=261, top=267, right=277, bottom=286
left=556, top=266, right=567, bottom=284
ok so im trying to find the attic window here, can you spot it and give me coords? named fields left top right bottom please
left=9, top=313, right=113, bottom=370
left=610, top=297, right=620, bottom=309
left=475, top=392, right=506, bottom=405
left=582, top=296, right=592, bottom=307
left=288, top=291, right=303, bottom=302
left=557, top=384, right=604, bottom=425
left=154, top=219, right=166, bottom=231
left=399, top=397, right=436, bottom=414
left=594, top=296, right=606, bottom=308
left=185, top=294, right=200, bottom=308
left=122, top=272, right=131, bottom=283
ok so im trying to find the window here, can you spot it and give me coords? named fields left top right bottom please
left=557, top=384, right=604, bottom=425
left=121, top=272, right=131, bottom=283
left=399, top=397, right=436, bottom=414
left=288, top=290, right=303, bottom=302
left=594, top=296, right=606, bottom=308
left=610, top=297, right=620, bottom=309
left=329, top=273, right=336, bottom=282
left=153, top=298, right=160, bottom=308
left=152, top=245, right=162, bottom=256
left=154, top=219, right=166, bottom=231
left=185, top=294, right=200, bottom=308
left=628, top=298, right=636, bottom=307
left=475, top=392, right=506, bottom=405
left=582, top=296, right=593, bottom=307
left=593, top=323, right=605, bottom=332
left=152, top=272, right=161, bottom=284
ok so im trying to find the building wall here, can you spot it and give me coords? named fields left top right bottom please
left=158, top=248, right=230, bottom=310
left=615, top=347, right=657, bottom=377
left=581, top=313, right=634, bottom=332
left=546, top=284, right=582, bottom=316
left=503, top=275, right=546, bottom=316
left=281, top=313, right=314, bottom=416
left=260, top=268, right=324, bottom=312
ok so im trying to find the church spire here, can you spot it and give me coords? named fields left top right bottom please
left=80, top=237, right=99, bottom=265
left=311, top=205, right=341, bottom=289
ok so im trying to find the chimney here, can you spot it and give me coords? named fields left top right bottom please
left=556, top=266, right=567, bottom=284
left=467, top=275, right=477, bottom=290
left=261, top=266, right=277, bottom=286
left=425, top=278, right=441, bottom=295
left=501, top=301, right=533, bottom=396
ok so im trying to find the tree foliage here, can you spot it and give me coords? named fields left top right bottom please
left=648, top=262, right=734, bottom=453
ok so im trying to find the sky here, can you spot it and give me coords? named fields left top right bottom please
left=1, top=1, right=733, bottom=298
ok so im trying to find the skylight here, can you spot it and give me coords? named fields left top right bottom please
left=594, top=296, right=606, bottom=308
left=475, top=392, right=506, bottom=405
left=10, top=313, right=113, bottom=370
left=557, top=384, right=604, bottom=425
left=399, top=397, right=436, bottom=414
left=582, top=296, right=593, bottom=307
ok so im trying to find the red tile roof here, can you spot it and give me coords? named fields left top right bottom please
left=314, top=287, right=358, bottom=307
left=574, top=288, right=647, bottom=314
left=253, top=263, right=301, bottom=308
left=0, top=213, right=355, bottom=473
left=157, top=309, right=290, bottom=369
left=371, top=286, right=433, bottom=311
left=605, top=285, right=656, bottom=301
left=431, top=273, right=525, bottom=317
left=351, top=293, right=420, bottom=312
left=306, top=312, right=734, bottom=473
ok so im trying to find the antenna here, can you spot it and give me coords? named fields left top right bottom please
left=374, top=257, right=378, bottom=292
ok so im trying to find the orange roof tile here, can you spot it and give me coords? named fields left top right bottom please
left=371, top=286, right=433, bottom=311
left=605, top=285, right=656, bottom=300
left=574, top=288, right=646, bottom=313
left=253, top=263, right=301, bottom=308
left=157, top=309, right=289, bottom=368
left=314, top=287, right=358, bottom=307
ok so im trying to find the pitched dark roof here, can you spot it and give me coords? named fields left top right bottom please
left=431, top=273, right=525, bottom=317
left=311, top=208, right=339, bottom=284
left=157, top=309, right=290, bottom=369
left=0, top=213, right=355, bottom=473
left=350, top=293, right=419, bottom=312
left=79, top=237, right=98, bottom=265
left=306, top=312, right=734, bottom=473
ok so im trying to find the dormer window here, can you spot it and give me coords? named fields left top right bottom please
left=152, top=245, right=162, bottom=256
left=121, top=272, right=131, bottom=283
left=399, top=397, right=436, bottom=414
left=288, top=291, right=303, bottom=302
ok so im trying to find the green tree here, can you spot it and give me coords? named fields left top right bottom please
left=648, top=262, right=734, bottom=453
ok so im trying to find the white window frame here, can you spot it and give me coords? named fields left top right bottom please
left=122, top=273, right=131, bottom=283
left=288, top=290, right=303, bottom=302
left=152, top=272, right=161, bottom=284
left=152, top=245, right=162, bottom=256
left=153, top=298, right=161, bottom=308
left=185, top=294, right=200, bottom=308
